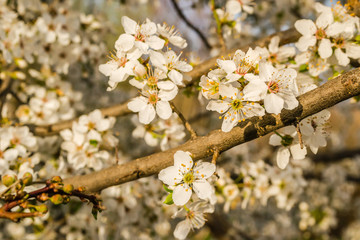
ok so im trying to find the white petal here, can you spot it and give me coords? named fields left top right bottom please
left=173, top=220, right=191, bottom=240
left=115, top=34, right=135, bottom=52
left=206, top=100, right=229, bottom=114
left=168, top=69, right=184, bottom=86
left=156, top=101, right=172, bottom=120
left=121, top=16, right=137, bottom=35
left=193, top=180, right=213, bottom=200
left=173, top=185, right=192, bottom=206
left=217, top=59, right=236, bottom=74
left=174, top=151, right=193, bottom=170
left=276, top=147, right=290, bottom=169
left=264, top=93, right=284, bottom=114
left=219, top=84, right=238, bottom=99
left=318, top=38, right=332, bottom=59
left=194, top=162, right=216, bottom=179
left=334, top=48, right=350, bottom=66
left=146, top=36, right=165, bottom=50
left=269, top=36, right=280, bottom=53
left=295, top=36, right=317, bottom=52
left=158, top=166, right=181, bottom=186
left=289, top=143, right=307, bottom=160
left=269, top=134, right=281, bottom=146
left=149, top=50, right=166, bottom=71
left=139, top=104, right=156, bottom=124
left=316, top=10, right=333, bottom=29
left=127, top=97, right=147, bottom=112
left=259, top=61, right=275, bottom=83
left=294, top=19, right=317, bottom=36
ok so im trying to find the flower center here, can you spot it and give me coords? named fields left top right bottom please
left=183, top=172, right=195, bottom=185
left=315, top=28, right=326, bottom=40
left=11, top=137, right=20, bottom=145
left=118, top=57, right=128, bottom=67
left=268, top=53, right=277, bottom=63
left=148, top=93, right=159, bottom=105
left=267, top=81, right=279, bottom=93
left=135, top=32, right=146, bottom=42
left=281, top=135, right=293, bottom=147
left=231, top=99, right=243, bottom=110
left=235, top=62, right=251, bottom=76
left=147, top=76, right=158, bottom=88
left=334, top=37, right=345, bottom=48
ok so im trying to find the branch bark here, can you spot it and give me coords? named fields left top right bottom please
left=64, top=67, right=360, bottom=193
left=31, top=27, right=301, bottom=137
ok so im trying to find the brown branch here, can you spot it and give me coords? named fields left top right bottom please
left=170, top=101, right=197, bottom=139
left=63, top=67, right=360, bottom=193
left=31, top=27, right=301, bottom=137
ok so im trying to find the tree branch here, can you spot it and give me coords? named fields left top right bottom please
left=63, top=67, right=360, bottom=193
left=31, top=27, right=301, bottom=137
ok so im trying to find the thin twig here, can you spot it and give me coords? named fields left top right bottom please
left=211, top=148, right=220, bottom=164
left=170, top=101, right=197, bottom=139
left=0, top=179, right=20, bottom=198
left=295, top=122, right=304, bottom=149
left=210, top=0, right=226, bottom=52
left=169, top=0, right=212, bottom=49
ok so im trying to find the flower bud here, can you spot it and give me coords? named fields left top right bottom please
left=62, top=184, right=74, bottom=194
left=37, top=193, right=49, bottom=202
left=2, top=175, right=17, bottom=187
left=22, top=172, right=33, bottom=186
left=51, top=176, right=63, bottom=183
left=50, top=194, right=64, bottom=205
left=36, top=204, right=48, bottom=214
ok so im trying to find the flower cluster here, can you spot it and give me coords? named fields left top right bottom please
left=132, top=113, right=186, bottom=151
left=99, top=16, right=192, bottom=124
left=0, top=126, right=38, bottom=175
left=270, top=110, right=330, bottom=169
left=294, top=2, right=360, bottom=76
left=158, top=150, right=216, bottom=239
left=200, top=48, right=299, bottom=132
left=60, top=110, right=118, bottom=171
left=215, top=159, right=307, bottom=211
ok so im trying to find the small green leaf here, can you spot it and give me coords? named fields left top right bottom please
left=355, top=35, right=360, bottom=42
left=163, top=184, right=173, bottom=193
left=89, top=139, right=98, bottom=147
left=92, top=208, right=98, bottom=220
left=288, top=59, right=296, bottom=64
left=163, top=193, right=174, bottom=205
left=299, top=64, right=308, bottom=72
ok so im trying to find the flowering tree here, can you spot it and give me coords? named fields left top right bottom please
left=1, top=0, right=360, bottom=239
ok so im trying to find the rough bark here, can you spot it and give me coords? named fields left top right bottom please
left=64, top=67, right=360, bottom=193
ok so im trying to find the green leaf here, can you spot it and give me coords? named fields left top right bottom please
left=89, top=139, right=98, bottom=147
left=163, top=193, right=174, bottom=205
left=91, top=208, right=98, bottom=220
left=299, top=64, right=308, bottom=72
left=163, top=184, right=173, bottom=193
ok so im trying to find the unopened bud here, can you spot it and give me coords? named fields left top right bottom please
left=77, top=186, right=86, bottom=192
left=22, top=172, right=33, bottom=186
left=50, top=194, right=64, bottom=205
left=36, top=204, right=48, bottom=213
left=51, top=176, right=63, bottom=183
left=62, top=184, right=74, bottom=194
left=37, top=193, right=49, bottom=202
left=2, top=175, right=17, bottom=187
